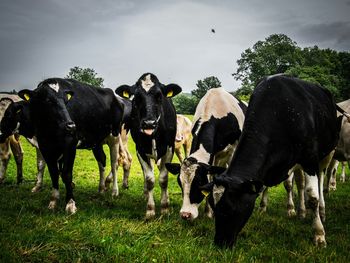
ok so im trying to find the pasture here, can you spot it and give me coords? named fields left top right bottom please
left=0, top=135, right=349, bottom=262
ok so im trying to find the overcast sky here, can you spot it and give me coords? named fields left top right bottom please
left=0, top=0, right=349, bottom=93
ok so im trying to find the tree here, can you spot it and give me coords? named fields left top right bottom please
left=66, top=66, right=104, bottom=88
left=192, top=76, right=221, bottom=101
left=232, top=34, right=302, bottom=95
left=172, top=94, right=197, bottom=115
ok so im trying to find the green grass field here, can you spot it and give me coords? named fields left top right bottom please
left=0, top=135, right=350, bottom=263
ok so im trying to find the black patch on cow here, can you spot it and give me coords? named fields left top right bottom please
left=189, top=164, right=209, bottom=204
left=190, top=113, right=241, bottom=163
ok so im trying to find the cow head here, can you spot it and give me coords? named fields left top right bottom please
left=18, top=79, right=76, bottom=134
left=115, top=73, right=181, bottom=136
left=166, top=157, right=226, bottom=220
left=0, top=100, right=34, bottom=143
left=200, top=174, right=263, bottom=248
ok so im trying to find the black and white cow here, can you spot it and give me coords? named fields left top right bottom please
left=166, top=88, right=246, bottom=220
left=201, top=75, right=342, bottom=248
left=17, top=78, right=124, bottom=213
left=115, top=73, right=181, bottom=219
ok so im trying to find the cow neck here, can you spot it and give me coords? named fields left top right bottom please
left=226, top=130, right=270, bottom=181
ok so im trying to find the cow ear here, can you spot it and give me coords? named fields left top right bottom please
left=162, top=84, right=182, bottom=98
left=115, top=85, right=135, bottom=100
left=199, top=181, right=215, bottom=197
left=165, top=163, right=181, bottom=175
left=18, top=89, right=33, bottom=101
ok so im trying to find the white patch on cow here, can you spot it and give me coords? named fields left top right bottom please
left=48, top=188, right=60, bottom=210
left=192, top=87, right=245, bottom=131
left=213, top=185, right=225, bottom=206
left=179, top=160, right=200, bottom=219
left=65, top=199, right=77, bottom=214
left=49, top=83, right=60, bottom=93
left=77, top=140, right=82, bottom=147
left=191, top=144, right=211, bottom=163
left=26, top=136, right=39, bottom=148
left=141, top=74, right=154, bottom=92
left=13, top=122, right=20, bottom=134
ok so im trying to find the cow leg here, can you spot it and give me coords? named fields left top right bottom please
left=175, top=147, right=183, bottom=164
left=122, top=148, right=132, bottom=189
left=92, top=145, right=107, bottom=193
left=326, top=159, right=338, bottom=192
left=294, top=168, right=306, bottom=219
left=157, top=147, right=173, bottom=215
left=108, top=136, right=119, bottom=197
left=32, top=148, right=46, bottom=193
left=284, top=171, right=296, bottom=217
left=258, top=187, right=269, bottom=213
left=184, top=140, right=191, bottom=159
left=304, top=172, right=326, bottom=247
left=46, top=158, right=60, bottom=211
left=340, top=161, right=346, bottom=183
left=10, top=135, right=24, bottom=184
left=0, top=139, right=11, bottom=184
left=137, top=153, right=155, bottom=219
left=319, top=151, right=333, bottom=223
left=61, top=148, right=77, bottom=214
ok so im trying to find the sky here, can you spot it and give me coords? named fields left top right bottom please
left=0, top=0, right=349, bottom=93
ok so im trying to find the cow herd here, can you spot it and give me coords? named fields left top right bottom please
left=0, top=73, right=349, bottom=249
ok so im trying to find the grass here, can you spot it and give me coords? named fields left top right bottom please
left=0, top=135, right=350, bottom=262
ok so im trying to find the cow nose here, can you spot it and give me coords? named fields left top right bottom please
left=66, top=121, right=76, bottom=132
left=180, top=211, right=192, bottom=220
left=142, top=119, right=157, bottom=128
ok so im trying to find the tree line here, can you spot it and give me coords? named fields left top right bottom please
left=66, top=34, right=350, bottom=114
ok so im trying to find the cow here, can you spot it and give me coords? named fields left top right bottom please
left=166, top=88, right=246, bottom=221
left=326, top=99, right=350, bottom=191
left=115, top=73, right=182, bottom=219
left=200, top=75, right=342, bottom=248
left=0, top=96, right=24, bottom=185
left=174, top=114, right=192, bottom=163
left=0, top=98, right=132, bottom=194
left=17, top=78, right=124, bottom=214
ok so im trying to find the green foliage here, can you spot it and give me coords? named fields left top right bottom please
left=1, top=139, right=350, bottom=262
left=172, top=94, right=197, bottom=115
left=233, top=34, right=302, bottom=91
left=233, top=34, right=350, bottom=102
left=66, top=66, right=104, bottom=88
left=192, top=76, right=222, bottom=101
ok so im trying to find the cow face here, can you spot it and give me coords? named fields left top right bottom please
left=18, top=81, right=75, bottom=134
left=166, top=157, right=225, bottom=220
left=0, top=101, right=32, bottom=142
left=115, top=73, right=181, bottom=136
left=201, top=175, right=263, bottom=248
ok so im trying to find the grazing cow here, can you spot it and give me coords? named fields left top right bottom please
left=115, top=73, right=182, bottom=219
left=17, top=78, right=124, bottom=213
left=166, top=88, right=246, bottom=221
left=201, top=75, right=342, bottom=248
left=326, top=99, right=350, bottom=190
left=0, top=96, right=24, bottom=184
left=174, top=115, right=192, bottom=163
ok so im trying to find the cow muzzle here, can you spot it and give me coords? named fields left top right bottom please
left=180, top=211, right=193, bottom=220
left=65, top=121, right=76, bottom=133
left=141, top=117, right=159, bottom=136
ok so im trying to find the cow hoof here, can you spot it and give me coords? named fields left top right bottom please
left=161, top=208, right=170, bottom=215
left=48, top=201, right=57, bottom=210
left=16, top=177, right=23, bottom=184
left=258, top=206, right=267, bottom=214
left=314, top=235, right=327, bottom=248
left=298, top=209, right=306, bottom=219
left=31, top=185, right=42, bottom=193
left=104, top=178, right=112, bottom=190
left=287, top=209, right=296, bottom=217
left=98, top=186, right=106, bottom=193
left=145, top=210, right=156, bottom=220
left=0, top=177, right=5, bottom=184
left=122, top=183, right=129, bottom=189
left=65, top=199, right=77, bottom=214
left=111, top=190, right=119, bottom=198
